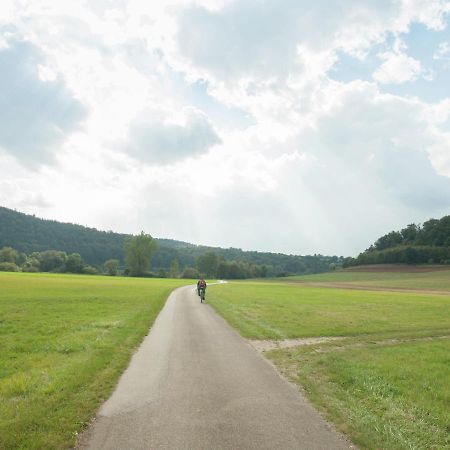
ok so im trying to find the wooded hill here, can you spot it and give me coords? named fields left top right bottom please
left=344, top=215, right=450, bottom=267
left=0, top=207, right=341, bottom=276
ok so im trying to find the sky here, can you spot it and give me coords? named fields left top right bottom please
left=1, top=0, right=450, bottom=256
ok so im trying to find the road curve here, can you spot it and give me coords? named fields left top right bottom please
left=78, top=285, right=351, bottom=450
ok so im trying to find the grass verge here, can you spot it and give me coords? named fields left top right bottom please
left=0, top=272, right=187, bottom=450
left=208, top=280, right=450, bottom=449
left=268, top=339, right=450, bottom=450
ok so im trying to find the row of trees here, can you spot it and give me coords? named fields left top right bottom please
left=1, top=207, right=343, bottom=276
left=369, top=216, right=450, bottom=251
left=0, top=232, right=157, bottom=276
left=194, top=251, right=269, bottom=279
left=344, top=245, right=450, bottom=267
left=0, top=247, right=100, bottom=274
left=1, top=235, right=281, bottom=280
left=122, top=237, right=272, bottom=279
left=344, top=216, right=450, bottom=267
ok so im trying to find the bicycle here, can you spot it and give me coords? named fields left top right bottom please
left=199, top=287, right=206, bottom=303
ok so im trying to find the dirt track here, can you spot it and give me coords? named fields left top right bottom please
left=77, top=285, right=352, bottom=450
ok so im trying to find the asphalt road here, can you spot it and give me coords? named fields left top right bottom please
left=78, top=285, right=351, bottom=450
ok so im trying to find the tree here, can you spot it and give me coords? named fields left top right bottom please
left=401, top=223, right=419, bottom=244
left=169, top=259, right=180, bottom=278
left=125, top=232, right=157, bottom=276
left=181, top=267, right=199, bottom=279
left=260, top=265, right=268, bottom=278
left=197, top=251, right=218, bottom=277
left=65, top=253, right=84, bottom=273
left=157, top=268, right=167, bottom=278
left=0, top=262, right=19, bottom=272
left=104, top=259, right=119, bottom=276
left=38, top=250, right=67, bottom=272
left=22, top=256, right=40, bottom=272
left=0, top=246, right=19, bottom=263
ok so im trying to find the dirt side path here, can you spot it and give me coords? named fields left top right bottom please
left=77, top=286, right=352, bottom=450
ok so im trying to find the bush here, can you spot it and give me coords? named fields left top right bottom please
left=22, top=266, right=39, bottom=273
left=22, top=256, right=40, bottom=272
left=82, top=265, right=98, bottom=275
left=0, top=262, right=20, bottom=272
left=157, top=268, right=167, bottom=278
left=65, top=253, right=84, bottom=273
left=104, top=259, right=119, bottom=276
left=181, top=267, right=200, bottom=279
left=139, top=272, right=156, bottom=278
left=0, top=246, right=19, bottom=263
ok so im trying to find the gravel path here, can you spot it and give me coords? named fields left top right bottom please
left=77, top=285, right=352, bottom=450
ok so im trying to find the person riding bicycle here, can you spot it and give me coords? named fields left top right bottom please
left=197, top=277, right=207, bottom=296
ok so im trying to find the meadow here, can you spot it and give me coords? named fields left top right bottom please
left=208, top=270, right=450, bottom=450
left=285, top=267, right=450, bottom=291
left=0, top=272, right=187, bottom=450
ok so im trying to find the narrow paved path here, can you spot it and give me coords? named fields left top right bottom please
left=78, top=286, right=351, bottom=450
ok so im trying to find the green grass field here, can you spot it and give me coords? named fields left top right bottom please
left=269, top=339, right=450, bottom=450
left=0, top=272, right=187, bottom=450
left=208, top=282, right=450, bottom=339
left=208, top=272, right=450, bottom=450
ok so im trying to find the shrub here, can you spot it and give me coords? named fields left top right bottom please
left=157, top=268, right=167, bottom=278
left=82, top=266, right=98, bottom=275
left=22, top=257, right=40, bottom=272
left=104, top=259, right=119, bottom=276
left=0, top=262, right=20, bottom=272
left=0, top=246, right=19, bottom=263
left=22, top=266, right=39, bottom=273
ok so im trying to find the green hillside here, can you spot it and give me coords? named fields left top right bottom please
left=0, top=207, right=341, bottom=275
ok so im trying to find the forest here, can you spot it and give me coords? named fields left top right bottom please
left=344, top=215, right=450, bottom=267
left=0, top=207, right=342, bottom=277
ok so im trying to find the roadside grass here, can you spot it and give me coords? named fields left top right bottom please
left=208, top=281, right=450, bottom=450
left=0, top=272, right=187, bottom=450
left=268, top=339, right=450, bottom=450
left=207, top=282, right=450, bottom=340
left=284, top=269, right=450, bottom=291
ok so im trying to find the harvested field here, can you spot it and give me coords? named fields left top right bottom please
left=298, top=282, right=450, bottom=295
left=343, top=264, right=450, bottom=272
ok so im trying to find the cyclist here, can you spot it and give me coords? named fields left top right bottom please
left=197, top=277, right=207, bottom=297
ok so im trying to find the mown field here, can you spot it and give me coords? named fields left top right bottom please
left=285, top=267, right=450, bottom=291
left=0, top=272, right=187, bottom=450
left=208, top=270, right=450, bottom=450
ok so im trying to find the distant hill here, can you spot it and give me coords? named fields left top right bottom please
left=0, top=207, right=342, bottom=275
left=344, top=215, right=450, bottom=267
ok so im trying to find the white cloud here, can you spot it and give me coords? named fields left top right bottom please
left=121, top=108, right=221, bottom=164
left=0, top=37, right=87, bottom=165
left=433, top=41, right=450, bottom=60
left=373, top=51, right=424, bottom=84
left=0, top=0, right=449, bottom=255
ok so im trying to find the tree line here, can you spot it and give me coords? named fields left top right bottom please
left=0, top=233, right=305, bottom=279
left=344, top=215, right=450, bottom=267
left=0, top=206, right=343, bottom=276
